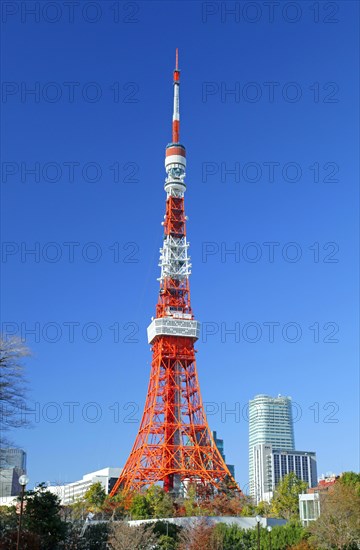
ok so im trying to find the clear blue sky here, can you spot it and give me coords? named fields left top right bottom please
left=1, top=1, right=359, bottom=490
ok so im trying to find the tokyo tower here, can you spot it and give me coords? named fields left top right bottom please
left=111, top=50, right=238, bottom=497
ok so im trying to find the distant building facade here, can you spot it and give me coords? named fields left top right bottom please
left=253, top=443, right=317, bottom=504
left=47, top=467, right=122, bottom=505
left=249, top=395, right=295, bottom=497
left=0, top=448, right=27, bottom=498
left=212, top=431, right=235, bottom=479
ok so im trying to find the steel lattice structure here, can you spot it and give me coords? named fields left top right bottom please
left=111, top=50, right=239, bottom=497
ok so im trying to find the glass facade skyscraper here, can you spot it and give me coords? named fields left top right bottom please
left=249, top=394, right=295, bottom=497
left=0, top=448, right=27, bottom=498
left=212, top=431, right=235, bottom=479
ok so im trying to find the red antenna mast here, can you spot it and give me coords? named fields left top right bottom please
left=111, top=51, right=239, bottom=497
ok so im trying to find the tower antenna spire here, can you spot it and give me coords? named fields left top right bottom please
left=172, top=48, right=180, bottom=143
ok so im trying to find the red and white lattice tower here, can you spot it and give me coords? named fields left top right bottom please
left=111, top=50, right=239, bottom=497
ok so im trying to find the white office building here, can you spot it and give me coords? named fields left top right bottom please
left=253, top=443, right=317, bottom=504
left=249, top=395, right=295, bottom=498
left=299, top=493, right=321, bottom=526
left=47, top=467, right=122, bottom=505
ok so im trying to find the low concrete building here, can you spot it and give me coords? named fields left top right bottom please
left=47, top=467, right=122, bottom=505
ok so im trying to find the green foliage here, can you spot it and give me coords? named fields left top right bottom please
left=157, top=534, right=177, bottom=549
left=22, top=482, right=67, bottom=549
left=84, top=482, right=106, bottom=511
left=309, top=480, right=360, bottom=549
left=103, top=492, right=127, bottom=520
left=130, top=491, right=152, bottom=519
left=0, top=505, right=18, bottom=547
left=69, top=498, right=88, bottom=520
left=255, top=500, right=272, bottom=517
left=214, top=522, right=254, bottom=549
left=183, top=484, right=202, bottom=516
left=339, top=471, right=360, bottom=495
left=271, top=472, right=308, bottom=520
left=153, top=520, right=181, bottom=539
left=268, top=522, right=307, bottom=549
left=213, top=521, right=307, bottom=550
left=64, top=522, right=109, bottom=549
left=82, top=522, right=109, bottom=549
left=152, top=520, right=181, bottom=549
left=240, top=502, right=255, bottom=517
left=145, top=485, right=175, bottom=518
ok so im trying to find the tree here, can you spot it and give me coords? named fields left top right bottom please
left=84, top=481, right=106, bottom=512
left=271, top=472, right=308, bottom=520
left=145, top=485, right=175, bottom=518
left=69, top=498, right=88, bottom=520
left=269, top=523, right=308, bottom=550
left=22, top=482, right=67, bottom=549
left=182, top=484, right=201, bottom=517
left=130, top=492, right=151, bottom=519
left=158, top=534, right=177, bottom=549
left=339, top=471, right=360, bottom=495
left=153, top=520, right=181, bottom=548
left=214, top=522, right=253, bottom=549
left=0, top=505, right=18, bottom=548
left=214, top=522, right=307, bottom=550
left=103, top=492, right=127, bottom=520
left=0, top=336, right=31, bottom=446
left=64, top=522, right=109, bottom=549
left=309, top=480, right=360, bottom=549
left=255, top=500, right=272, bottom=517
left=240, top=501, right=256, bottom=517
left=203, top=492, right=245, bottom=517
left=108, top=521, right=159, bottom=549
left=178, top=518, right=221, bottom=550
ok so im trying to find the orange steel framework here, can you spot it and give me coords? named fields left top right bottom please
left=111, top=50, right=239, bottom=497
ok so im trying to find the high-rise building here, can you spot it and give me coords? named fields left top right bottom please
left=249, top=395, right=295, bottom=497
left=253, top=444, right=317, bottom=503
left=212, top=431, right=235, bottom=479
left=0, top=448, right=26, bottom=471
left=0, top=448, right=27, bottom=498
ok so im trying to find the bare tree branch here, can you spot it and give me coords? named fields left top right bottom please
left=0, top=336, right=31, bottom=447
